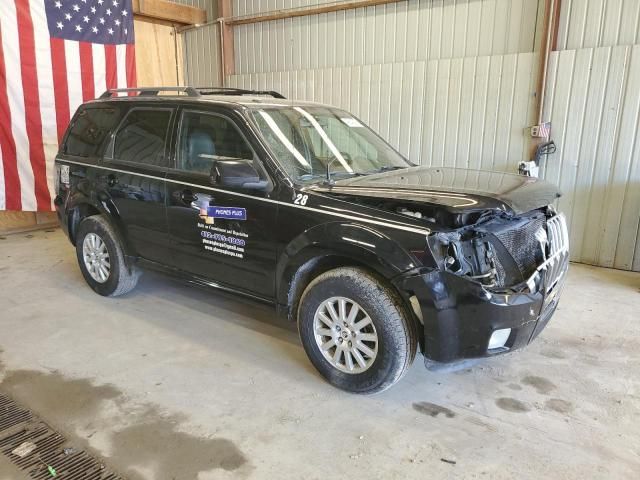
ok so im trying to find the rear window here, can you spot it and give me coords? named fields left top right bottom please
left=64, top=107, right=121, bottom=157
left=110, top=109, right=172, bottom=167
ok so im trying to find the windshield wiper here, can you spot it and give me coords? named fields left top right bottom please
left=298, top=170, right=363, bottom=185
left=319, top=163, right=406, bottom=185
left=370, top=165, right=405, bottom=174
left=325, top=157, right=365, bottom=185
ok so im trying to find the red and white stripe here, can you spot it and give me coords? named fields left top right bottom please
left=0, top=0, right=136, bottom=211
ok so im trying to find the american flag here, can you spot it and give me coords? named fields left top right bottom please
left=538, top=121, right=551, bottom=139
left=0, top=0, right=136, bottom=211
left=531, top=121, right=551, bottom=139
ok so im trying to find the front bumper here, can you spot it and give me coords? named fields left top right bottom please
left=394, top=259, right=567, bottom=364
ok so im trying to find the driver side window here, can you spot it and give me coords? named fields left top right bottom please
left=178, top=111, right=253, bottom=175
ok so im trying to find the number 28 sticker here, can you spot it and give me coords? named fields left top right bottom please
left=293, top=193, right=308, bottom=206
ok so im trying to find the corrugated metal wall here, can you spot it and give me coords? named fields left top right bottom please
left=556, top=0, right=640, bottom=50
left=233, top=0, right=542, bottom=74
left=236, top=0, right=334, bottom=16
left=542, top=45, right=640, bottom=271
left=228, top=53, right=538, bottom=171
left=173, top=0, right=217, bottom=19
left=183, top=22, right=223, bottom=87
left=540, top=0, right=640, bottom=270
left=227, top=0, right=542, bottom=175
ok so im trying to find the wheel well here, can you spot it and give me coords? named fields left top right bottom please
left=286, top=255, right=424, bottom=347
left=68, top=204, right=101, bottom=245
left=286, top=255, right=353, bottom=323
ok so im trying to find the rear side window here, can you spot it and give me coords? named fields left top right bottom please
left=111, top=109, right=172, bottom=167
left=64, top=107, right=120, bottom=157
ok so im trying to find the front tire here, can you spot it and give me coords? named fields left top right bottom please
left=298, top=267, right=417, bottom=394
left=75, top=215, right=140, bottom=297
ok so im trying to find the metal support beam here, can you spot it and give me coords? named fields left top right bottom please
left=225, top=0, right=406, bottom=26
left=535, top=0, right=561, bottom=126
left=219, top=0, right=235, bottom=78
left=530, top=0, right=561, bottom=158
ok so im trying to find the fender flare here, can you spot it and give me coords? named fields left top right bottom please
left=275, top=221, right=418, bottom=309
left=65, top=190, right=131, bottom=254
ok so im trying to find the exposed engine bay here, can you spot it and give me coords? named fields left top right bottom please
left=425, top=208, right=551, bottom=289
left=341, top=195, right=556, bottom=291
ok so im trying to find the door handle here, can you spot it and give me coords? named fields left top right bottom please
left=180, top=189, right=197, bottom=204
left=107, top=174, right=118, bottom=187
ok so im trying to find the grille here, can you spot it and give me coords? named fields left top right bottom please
left=547, top=213, right=569, bottom=257
left=488, top=212, right=569, bottom=290
left=493, top=215, right=546, bottom=280
left=535, top=213, right=570, bottom=294
left=0, top=393, right=125, bottom=480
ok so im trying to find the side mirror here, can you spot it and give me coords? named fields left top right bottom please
left=210, top=159, right=269, bottom=191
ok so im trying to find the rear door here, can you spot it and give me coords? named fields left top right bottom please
left=101, top=105, right=175, bottom=263
left=165, top=107, right=278, bottom=299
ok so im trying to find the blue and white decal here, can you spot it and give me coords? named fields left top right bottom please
left=198, top=206, right=247, bottom=225
left=197, top=205, right=249, bottom=259
left=207, top=206, right=247, bottom=221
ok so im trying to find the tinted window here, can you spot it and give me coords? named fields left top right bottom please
left=178, top=111, right=253, bottom=174
left=112, top=109, right=172, bottom=167
left=64, top=107, right=120, bottom=157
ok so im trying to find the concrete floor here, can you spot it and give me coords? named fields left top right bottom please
left=0, top=229, right=639, bottom=480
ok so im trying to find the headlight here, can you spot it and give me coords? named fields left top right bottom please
left=427, top=232, right=501, bottom=287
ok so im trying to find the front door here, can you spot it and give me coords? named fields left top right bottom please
left=165, top=109, right=278, bottom=299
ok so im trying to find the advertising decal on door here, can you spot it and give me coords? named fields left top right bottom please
left=196, top=204, right=249, bottom=259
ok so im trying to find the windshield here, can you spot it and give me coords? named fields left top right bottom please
left=249, top=106, right=412, bottom=183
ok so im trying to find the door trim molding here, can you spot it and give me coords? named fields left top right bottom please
left=58, top=159, right=431, bottom=235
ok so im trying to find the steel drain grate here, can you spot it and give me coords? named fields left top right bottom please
left=0, top=393, right=125, bottom=479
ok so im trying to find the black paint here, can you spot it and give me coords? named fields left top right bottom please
left=53, top=95, right=568, bottom=369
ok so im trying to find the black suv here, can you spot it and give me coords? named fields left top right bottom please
left=54, top=87, right=569, bottom=393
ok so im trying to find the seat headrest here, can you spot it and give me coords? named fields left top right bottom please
left=186, top=129, right=215, bottom=172
left=188, top=130, right=214, bottom=155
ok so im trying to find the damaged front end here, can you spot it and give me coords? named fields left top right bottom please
left=394, top=206, right=570, bottom=366
left=426, top=207, right=568, bottom=292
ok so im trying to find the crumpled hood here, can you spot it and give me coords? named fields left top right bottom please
left=308, top=166, right=561, bottom=215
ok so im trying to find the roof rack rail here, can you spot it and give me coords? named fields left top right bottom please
left=99, top=86, right=200, bottom=99
left=194, top=87, right=286, bottom=99
left=98, top=86, right=286, bottom=100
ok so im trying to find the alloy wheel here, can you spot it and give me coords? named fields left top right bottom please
left=82, top=233, right=111, bottom=283
left=313, top=296, right=379, bottom=374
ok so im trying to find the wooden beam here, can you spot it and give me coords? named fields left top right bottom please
left=132, top=0, right=206, bottom=25
left=226, top=0, right=406, bottom=26
left=219, top=0, right=235, bottom=78
left=0, top=211, right=57, bottom=235
left=133, top=17, right=184, bottom=87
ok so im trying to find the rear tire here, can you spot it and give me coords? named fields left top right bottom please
left=298, top=267, right=417, bottom=394
left=75, top=215, right=140, bottom=297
